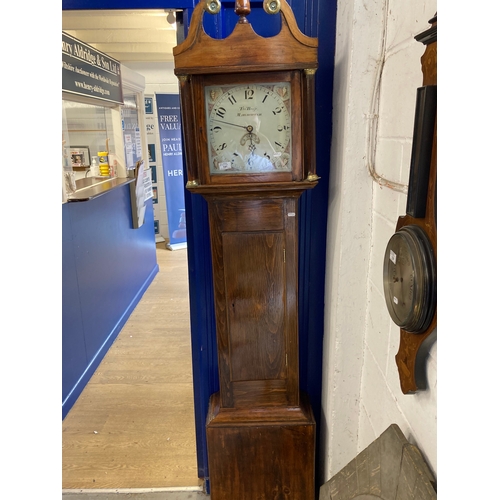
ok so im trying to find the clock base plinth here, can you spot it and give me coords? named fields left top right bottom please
left=206, top=392, right=316, bottom=500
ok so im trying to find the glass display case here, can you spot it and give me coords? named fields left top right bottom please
left=62, top=97, right=123, bottom=200
left=62, top=74, right=147, bottom=202
left=62, top=100, right=117, bottom=170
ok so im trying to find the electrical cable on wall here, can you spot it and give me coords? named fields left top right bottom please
left=365, top=0, right=408, bottom=195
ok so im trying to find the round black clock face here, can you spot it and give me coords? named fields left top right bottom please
left=382, top=225, right=436, bottom=334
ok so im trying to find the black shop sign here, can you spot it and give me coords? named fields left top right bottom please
left=62, top=32, right=123, bottom=105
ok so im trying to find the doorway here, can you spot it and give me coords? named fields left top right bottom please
left=63, top=0, right=334, bottom=492
left=62, top=7, right=201, bottom=492
left=62, top=245, right=199, bottom=489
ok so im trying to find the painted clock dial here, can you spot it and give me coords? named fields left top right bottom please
left=205, top=82, right=292, bottom=174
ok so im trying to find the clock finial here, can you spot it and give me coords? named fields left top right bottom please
left=235, top=0, right=251, bottom=22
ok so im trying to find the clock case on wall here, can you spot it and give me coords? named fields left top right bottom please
left=173, top=1, right=318, bottom=498
left=383, top=15, right=437, bottom=395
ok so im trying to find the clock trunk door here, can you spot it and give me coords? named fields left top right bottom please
left=208, top=196, right=300, bottom=409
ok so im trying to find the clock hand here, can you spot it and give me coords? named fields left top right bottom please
left=212, top=119, right=253, bottom=133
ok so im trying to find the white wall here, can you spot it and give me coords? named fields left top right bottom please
left=125, top=61, right=179, bottom=242
left=321, top=0, right=437, bottom=483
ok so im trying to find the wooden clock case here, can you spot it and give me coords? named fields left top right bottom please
left=173, top=1, right=318, bottom=498
left=392, top=16, right=437, bottom=394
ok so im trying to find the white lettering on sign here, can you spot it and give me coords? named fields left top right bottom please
left=160, top=114, right=181, bottom=130
left=62, top=41, right=73, bottom=55
left=163, top=143, right=182, bottom=153
left=168, top=170, right=183, bottom=176
left=160, top=114, right=179, bottom=122
left=160, top=123, right=181, bottom=130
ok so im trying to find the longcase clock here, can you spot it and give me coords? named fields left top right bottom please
left=173, top=1, right=319, bottom=498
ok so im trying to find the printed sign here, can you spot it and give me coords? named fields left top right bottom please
left=62, top=32, right=123, bottom=105
left=155, top=93, right=186, bottom=249
left=145, top=97, right=154, bottom=114
left=144, top=169, right=153, bottom=202
left=145, top=95, right=162, bottom=241
left=131, top=162, right=146, bottom=229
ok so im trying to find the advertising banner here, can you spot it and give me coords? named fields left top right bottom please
left=155, top=94, right=186, bottom=250
left=62, top=32, right=123, bottom=105
left=145, top=95, right=163, bottom=242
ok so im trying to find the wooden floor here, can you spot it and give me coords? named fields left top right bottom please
left=62, top=244, right=201, bottom=490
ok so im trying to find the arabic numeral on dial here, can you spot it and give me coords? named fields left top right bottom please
left=212, top=126, right=222, bottom=133
left=245, top=89, right=255, bottom=100
left=216, top=143, right=227, bottom=151
left=216, top=107, right=226, bottom=118
left=272, top=106, right=283, bottom=115
left=277, top=125, right=290, bottom=132
left=228, top=95, right=237, bottom=105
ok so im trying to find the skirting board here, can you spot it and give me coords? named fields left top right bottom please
left=62, top=487, right=208, bottom=500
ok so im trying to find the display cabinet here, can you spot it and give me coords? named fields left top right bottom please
left=62, top=63, right=148, bottom=202
left=62, top=100, right=117, bottom=170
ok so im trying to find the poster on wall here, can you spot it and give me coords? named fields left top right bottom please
left=155, top=93, right=186, bottom=251
left=150, top=164, right=157, bottom=183
left=145, top=95, right=163, bottom=243
left=143, top=169, right=153, bottom=202
left=130, top=162, right=146, bottom=229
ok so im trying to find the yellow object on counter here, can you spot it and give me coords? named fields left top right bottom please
left=98, top=151, right=109, bottom=176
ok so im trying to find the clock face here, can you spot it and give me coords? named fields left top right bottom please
left=382, top=225, right=436, bottom=334
left=205, top=82, right=292, bottom=174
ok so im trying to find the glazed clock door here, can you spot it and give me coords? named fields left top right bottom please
left=205, top=82, right=293, bottom=174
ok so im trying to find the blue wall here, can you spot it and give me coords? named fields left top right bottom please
left=62, top=184, right=158, bottom=419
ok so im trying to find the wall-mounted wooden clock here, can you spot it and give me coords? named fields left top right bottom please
left=383, top=15, right=437, bottom=394
left=173, top=1, right=318, bottom=498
